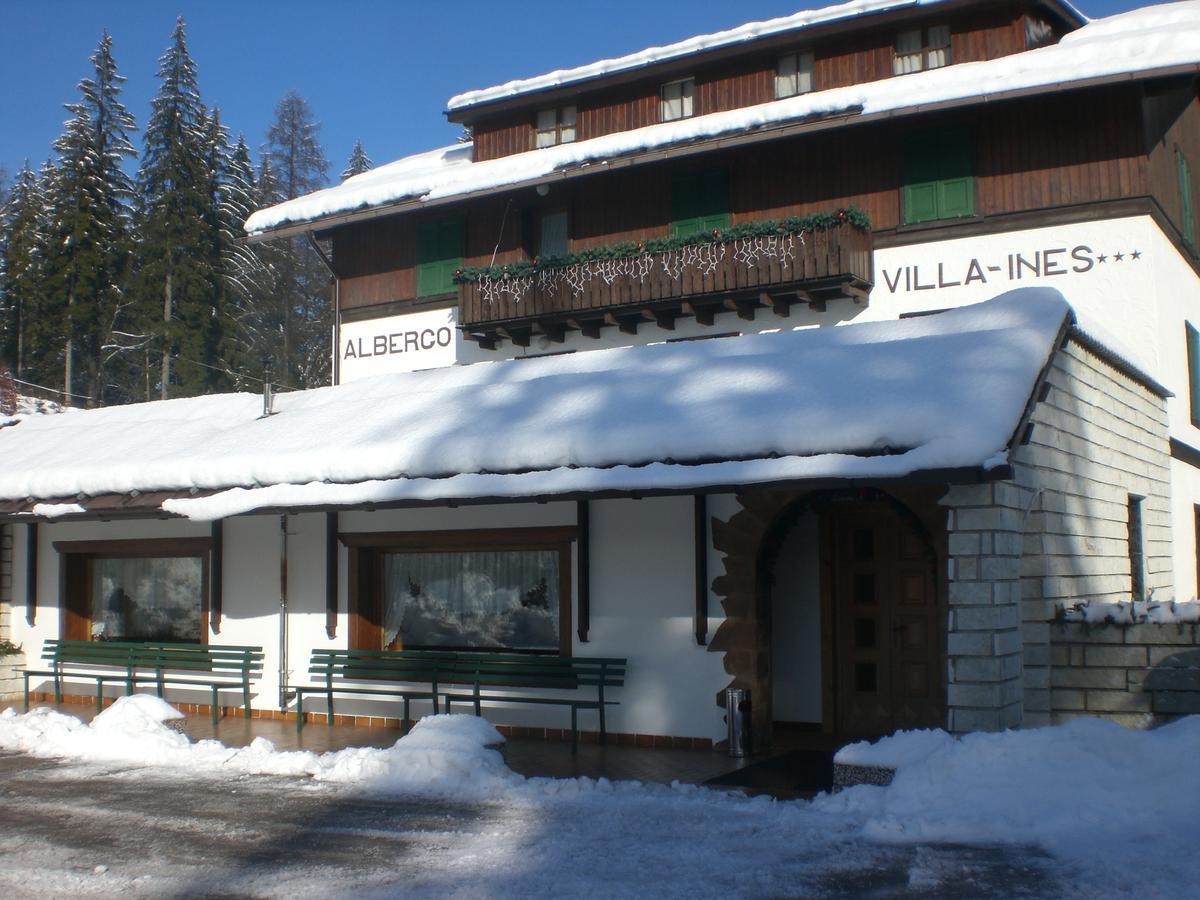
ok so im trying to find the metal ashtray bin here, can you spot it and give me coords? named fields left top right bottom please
left=725, top=687, right=752, bottom=758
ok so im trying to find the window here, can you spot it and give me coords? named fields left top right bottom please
left=1128, top=495, right=1145, bottom=602
left=344, top=527, right=574, bottom=655
left=671, top=168, right=730, bottom=237
left=1179, top=148, right=1195, bottom=249
left=416, top=217, right=463, bottom=298
left=1186, top=322, right=1200, bottom=427
left=894, top=25, right=951, bottom=75
left=660, top=78, right=695, bottom=122
left=775, top=51, right=814, bottom=99
left=55, top=538, right=211, bottom=643
left=538, top=210, right=569, bottom=258
left=535, top=105, right=577, bottom=148
left=902, top=127, right=974, bottom=224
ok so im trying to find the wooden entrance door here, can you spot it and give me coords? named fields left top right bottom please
left=829, top=502, right=942, bottom=735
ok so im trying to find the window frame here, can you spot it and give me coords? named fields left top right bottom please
left=341, top=527, right=576, bottom=656
left=775, top=50, right=815, bottom=99
left=1127, top=495, right=1146, bottom=602
left=534, top=105, right=577, bottom=149
left=53, top=538, right=212, bottom=644
left=1186, top=322, right=1200, bottom=427
left=893, top=25, right=952, bottom=75
left=660, top=77, right=695, bottom=122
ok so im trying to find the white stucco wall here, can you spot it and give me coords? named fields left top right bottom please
left=10, top=496, right=733, bottom=741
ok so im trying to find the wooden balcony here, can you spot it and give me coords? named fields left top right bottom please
left=459, top=225, right=872, bottom=348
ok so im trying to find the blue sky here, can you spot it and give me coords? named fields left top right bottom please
left=0, top=0, right=1155, bottom=187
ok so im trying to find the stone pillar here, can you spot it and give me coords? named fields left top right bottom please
left=941, top=482, right=1028, bottom=732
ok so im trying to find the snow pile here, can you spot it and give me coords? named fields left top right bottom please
left=1060, top=597, right=1200, bottom=626
left=833, top=728, right=955, bottom=769
left=446, top=0, right=971, bottom=111
left=0, top=289, right=1068, bottom=516
left=0, top=700, right=514, bottom=798
left=246, top=4, right=1197, bottom=235
left=823, top=717, right=1200, bottom=869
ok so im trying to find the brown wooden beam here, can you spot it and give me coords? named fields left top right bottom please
left=325, top=511, right=339, bottom=639
left=724, top=297, right=758, bottom=321
left=576, top=500, right=590, bottom=643
left=642, top=307, right=678, bottom=330
left=694, top=494, right=708, bottom=646
left=25, top=522, right=37, bottom=626
left=465, top=330, right=499, bottom=350
left=497, top=325, right=532, bottom=347
left=210, top=520, right=223, bottom=634
left=537, top=320, right=567, bottom=343
left=683, top=301, right=716, bottom=326
left=605, top=311, right=639, bottom=335
left=567, top=317, right=603, bottom=339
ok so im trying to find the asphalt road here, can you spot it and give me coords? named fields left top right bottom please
left=0, top=751, right=1068, bottom=899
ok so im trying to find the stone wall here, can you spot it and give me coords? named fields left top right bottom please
left=1016, top=337, right=1178, bottom=726
left=1049, top=622, right=1200, bottom=723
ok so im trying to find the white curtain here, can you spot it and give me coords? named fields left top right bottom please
left=91, top=557, right=203, bottom=642
left=382, top=550, right=559, bottom=651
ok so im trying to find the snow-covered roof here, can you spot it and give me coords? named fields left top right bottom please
left=446, top=0, right=959, bottom=113
left=0, top=289, right=1070, bottom=521
left=246, top=3, right=1199, bottom=237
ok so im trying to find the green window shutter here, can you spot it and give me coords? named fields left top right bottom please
left=903, top=127, right=974, bottom=223
left=416, top=217, right=462, bottom=297
left=1188, top=322, right=1200, bottom=428
left=1180, top=149, right=1196, bottom=249
left=672, top=169, right=730, bottom=237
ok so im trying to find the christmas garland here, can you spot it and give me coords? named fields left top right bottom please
left=454, top=207, right=870, bottom=283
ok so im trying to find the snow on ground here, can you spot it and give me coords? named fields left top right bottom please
left=0, top=289, right=1068, bottom=514
left=246, top=4, right=1198, bottom=235
left=0, top=697, right=1197, bottom=897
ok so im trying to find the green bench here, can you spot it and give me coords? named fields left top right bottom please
left=295, top=648, right=626, bottom=752
left=441, top=653, right=626, bottom=752
left=23, top=639, right=265, bottom=724
left=295, top=648, right=448, bottom=734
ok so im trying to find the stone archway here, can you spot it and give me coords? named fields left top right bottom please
left=708, top=485, right=948, bottom=749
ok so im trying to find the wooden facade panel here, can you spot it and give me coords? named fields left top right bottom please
left=1144, top=81, right=1200, bottom=248
left=333, top=87, right=1157, bottom=314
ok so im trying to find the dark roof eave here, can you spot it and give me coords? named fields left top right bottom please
left=0, top=464, right=1008, bottom=522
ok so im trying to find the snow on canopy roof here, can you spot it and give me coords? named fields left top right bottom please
left=245, top=3, right=1199, bottom=236
left=446, top=0, right=961, bottom=112
left=0, top=289, right=1070, bottom=520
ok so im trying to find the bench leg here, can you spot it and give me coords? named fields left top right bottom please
left=211, top=685, right=220, bottom=725
left=571, top=706, right=578, bottom=755
left=599, top=704, right=607, bottom=746
left=327, top=691, right=335, bottom=727
left=54, top=672, right=62, bottom=705
left=296, top=691, right=304, bottom=733
left=23, top=673, right=30, bottom=711
left=243, top=681, right=252, bottom=719
left=95, top=680, right=104, bottom=714
left=403, top=697, right=411, bottom=734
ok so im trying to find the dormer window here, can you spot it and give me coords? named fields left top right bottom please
left=535, top=105, right=576, bottom=148
left=775, top=51, right=814, bottom=99
left=894, top=25, right=951, bottom=75
left=660, top=78, right=695, bottom=122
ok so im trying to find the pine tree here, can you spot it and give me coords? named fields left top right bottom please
left=219, top=135, right=278, bottom=387
left=341, top=139, right=373, bottom=180
left=0, top=162, right=48, bottom=379
left=261, top=91, right=332, bottom=388
left=40, top=31, right=139, bottom=406
left=132, top=17, right=224, bottom=399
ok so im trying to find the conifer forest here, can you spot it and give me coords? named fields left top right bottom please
left=0, top=18, right=371, bottom=406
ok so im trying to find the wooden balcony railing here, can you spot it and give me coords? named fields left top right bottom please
left=459, top=225, right=872, bottom=348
